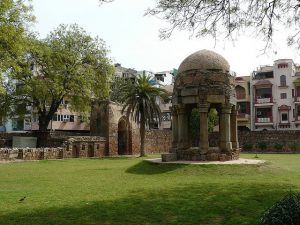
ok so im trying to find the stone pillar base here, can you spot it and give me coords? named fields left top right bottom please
left=161, top=153, right=177, bottom=162
left=164, top=147, right=240, bottom=162
left=219, top=141, right=232, bottom=152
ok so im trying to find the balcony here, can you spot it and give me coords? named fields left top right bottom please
left=237, top=113, right=250, bottom=121
left=294, top=115, right=300, bottom=123
left=254, top=97, right=273, bottom=106
left=256, top=117, right=272, bottom=123
left=294, top=96, right=300, bottom=102
left=255, top=117, right=273, bottom=125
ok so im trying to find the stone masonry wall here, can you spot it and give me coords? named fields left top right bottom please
left=145, top=130, right=172, bottom=153
left=0, top=136, right=106, bottom=161
left=209, top=130, right=300, bottom=152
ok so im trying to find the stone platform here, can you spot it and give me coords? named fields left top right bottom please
left=146, top=158, right=265, bottom=165
left=162, top=147, right=240, bottom=162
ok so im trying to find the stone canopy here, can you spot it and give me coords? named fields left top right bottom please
left=162, top=49, right=239, bottom=162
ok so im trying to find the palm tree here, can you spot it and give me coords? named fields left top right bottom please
left=121, top=74, right=166, bottom=157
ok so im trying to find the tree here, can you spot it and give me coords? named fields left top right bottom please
left=5, top=24, right=114, bottom=131
left=121, top=74, right=166, bottom=157
left=100, top=0, right=300, bottom=49
left=109, top=76, right=133, bottom=103
left=0, top=0, right=34, bottom=73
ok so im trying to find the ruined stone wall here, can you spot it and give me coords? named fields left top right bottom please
left=209, top=130, right=300, bottom=152
left=145, top=130, right=171, bottom=153
left=0, top=136, right=106, bottom=161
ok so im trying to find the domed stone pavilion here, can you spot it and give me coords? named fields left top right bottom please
left=162, top=49, right=239, bottom=162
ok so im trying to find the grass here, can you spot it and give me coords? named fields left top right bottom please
left=0, top=153, right=299, bottom=225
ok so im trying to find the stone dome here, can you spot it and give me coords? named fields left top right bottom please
left=178, top=49, right=230, bottom=74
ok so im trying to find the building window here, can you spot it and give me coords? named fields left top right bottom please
left=256, top=88, right=272, bottom=98
left=256, top=108, right=272, bottom=118
left=280, top=93, right=287, bottom=99
left=281, top=113, right=288, bottom=122
left=292, top=89, right=295, bottom=97
left=238, top=102, right=249, bottom=114
left=278, top=63, right=288, bottom=68
left=280, top=75, right=286, bottom=86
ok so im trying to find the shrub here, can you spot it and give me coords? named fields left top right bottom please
left=242, top=142, right=253, bottom=151
left=260, top=192, right=300, bottom=225
left=288, top=141, right=300, bottom=153
left=256, top=141, right=268, bottom=152
left=273, top=143, right=284, bottom=152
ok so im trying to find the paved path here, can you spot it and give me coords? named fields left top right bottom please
left=145, top=158, right=265, bottom=165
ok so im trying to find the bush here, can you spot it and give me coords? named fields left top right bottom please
left=260, top=192, right=300, bottom=225
left=243, top=142, right=253, bottom=151
left=256, top=141, right=268, bottom=152
left=288, top=141, right=300, bottom=153
left=273, top=143, right=284, bottom=152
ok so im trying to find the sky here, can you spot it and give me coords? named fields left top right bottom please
left=31, top=0, right=300, bottom=76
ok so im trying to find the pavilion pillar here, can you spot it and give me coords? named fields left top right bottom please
left=171, top=106, right=178, bottom=152
left=219, top=105, right=232, bottom=152
left=198, top=103, right=209, bottom=154
left=177, top=105, right=189, bottom=150
left=230, top=106, right=239, bottom=149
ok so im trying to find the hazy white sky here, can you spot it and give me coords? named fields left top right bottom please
left=31, top=0, right=300, bottom=76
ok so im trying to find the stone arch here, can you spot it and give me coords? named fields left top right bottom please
left=72, top=144, right=80, bottom=158
left=118, top=117, right=132, bottom=155
left=88, top=144, right=94, bottom=157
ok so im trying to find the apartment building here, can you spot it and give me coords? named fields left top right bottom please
left=251, top=59, right=300, bottom=130
left=235, top=76, right=251, bottom=130
left=2, top=100, right=90, bottom=132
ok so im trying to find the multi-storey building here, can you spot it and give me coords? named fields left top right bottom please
left=2, top=99, right=90, bottom=132
left=235, top=76, right=251, bottom=130
left=251, top=59, right=300, bottom=130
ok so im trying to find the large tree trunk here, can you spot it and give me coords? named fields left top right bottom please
left=139, top=116, right=146, bottom=157
left=37, top=100, right=62, bottom=132
left=38, top=114, right=51, bottom=132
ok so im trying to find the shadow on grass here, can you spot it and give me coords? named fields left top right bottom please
left=2, top=183, right=293, bottom=225
left=125, top=161, right=187, bottom=175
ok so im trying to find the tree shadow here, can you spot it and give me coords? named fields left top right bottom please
left=125, top=161, right=187, bottom=175
left=2, top=183, right=294, bottom=225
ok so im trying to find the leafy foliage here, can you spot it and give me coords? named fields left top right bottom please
left=260, top=192, right=300, bottom=225
left=0, top=0, right=34, bottom=73
left=190, top=108, right=219, bottom=146
left=256, top=141, right=268, bottom=152
left=5, top=24, right=114, bottom=131
left=110, top=77, right=133, bottom=103
left=243, top=142, right=253, bottom=152
left=273, top=143, right=284, bottom=152
left=121, top=74, right=166, bottom=156
left=289, top=141, right=300, bottom=153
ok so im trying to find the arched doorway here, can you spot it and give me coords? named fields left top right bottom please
left=118, top=118, right=130, bottom=155
left=72, top=145, right=80, bottom=158
left=88, top=144, right=94, bottom=157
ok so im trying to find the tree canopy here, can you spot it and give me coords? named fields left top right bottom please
left=0, top=0, right=34, bottom=73
left=100, top=0, right=300, bottom=50
left=4, top=24, right=114, bottom=131
left=121, top=74, right=166, bottom=156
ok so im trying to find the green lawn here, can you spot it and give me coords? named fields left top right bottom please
left=0, top=154, right=299, bottom=225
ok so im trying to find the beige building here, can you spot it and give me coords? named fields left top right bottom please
left=235, top=76, right=251, bottom=130
left=251, top=59, right=300, bottom=130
